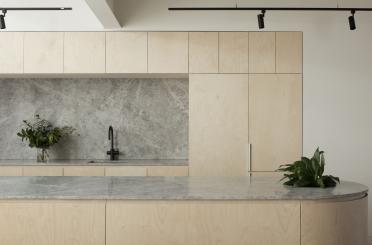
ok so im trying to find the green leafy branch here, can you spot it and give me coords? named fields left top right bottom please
left=277, top=148, right=340, bottom=188
left=17, top=115, right=75, bottom=149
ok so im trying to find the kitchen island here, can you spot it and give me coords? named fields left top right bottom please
left=0, top=176, right=368, bottom=245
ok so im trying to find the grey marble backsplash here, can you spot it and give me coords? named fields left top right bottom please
left=0, top=78, right=188, bottom=160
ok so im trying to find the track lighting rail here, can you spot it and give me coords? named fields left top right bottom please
left=168, top=7, right=372, bottom=11
left=0, top=7, right=72, bottom=11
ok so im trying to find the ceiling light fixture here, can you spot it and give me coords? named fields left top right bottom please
left=257, top=10, right=265, bottom=29
left=0, top=7, right=72, bottom=30
left=349, top=10, right=356, bottom=30
left=168, top=7, right=372, bottom=31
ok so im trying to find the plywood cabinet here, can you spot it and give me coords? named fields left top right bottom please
left=24, top=32, right=63, bottom=73
left=276, top=32, right=303, bottom=73
left=0, top=32, right=23, bottom=73
left=106, top=200, right=300, bottom=245
left=189, top=74, right=249, bottom=176
left=301, top=197, right=367, bottom=245
left=106, top=32, right=148, bottom=73
left=148, top=32, right=188, bottom=73
left=189, top=32, right=219, bottom=73
left=249, top=74, right=302, bottom=171
left=219, top=32, right=249, bottom=73
left=64, top=32, right=106, bottom=73
left=0, top=201, right=105, bottom=245
left=249, top=32, right=276, bottom=73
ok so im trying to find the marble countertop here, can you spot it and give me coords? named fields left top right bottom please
left=0, top=176, right=367, bottom=200
left=0, top=159, right=188, bottom=166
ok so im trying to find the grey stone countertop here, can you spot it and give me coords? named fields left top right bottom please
left=0, top=159, right=188, bottom=166
left=0, top=176, right=367, bottom=200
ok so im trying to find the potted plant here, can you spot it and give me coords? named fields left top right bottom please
left=277, top=148, right=340, bottom=188
left=17, top=115, right=75, bottom=162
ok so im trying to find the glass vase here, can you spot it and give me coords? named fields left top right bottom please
left=36, top=148, right=49, bottom=163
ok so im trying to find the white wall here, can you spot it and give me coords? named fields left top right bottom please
left=2, top=0, right=372, bottom=236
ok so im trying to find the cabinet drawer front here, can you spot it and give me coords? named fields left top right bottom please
left=0, top=167, right=23, bottom=176
left=147, top=166, right=189, bottom=176
left=105, top=167, right=147, bottom=176
left=63, top=167, right=105, bottom=176
left=23, top=166, right=63, bottom=176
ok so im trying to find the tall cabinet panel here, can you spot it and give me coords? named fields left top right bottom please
left=64, top=32, right=106, bottom=73
left=0, top=32, right=23, bottom=73
left=249, top=74, right=302, bottom=171
left=189, top=74, right=249, bottom=176
left=24, top=32, right=64, bottom=73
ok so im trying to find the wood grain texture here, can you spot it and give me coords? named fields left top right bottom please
left=301, top=197, right=368, bottom=245
left=106, top=200, right=300, bottom=245
left=0, top=166, right=23, bottom=176
left=63, top=166, right=105, bottom=176
left=105, top=166, right=147, bottom=176
left=249, top=32, right=276, bottom=73
left=0, top=32, right=23, bottom=73
left=189, top=74, right=249, bottom=176
left=23, top=166, right=63, bottom=176
left=219, top=32, right=249, bottom=73
left=249, top=74, right=302, bottom=171
left=106, top=32, right=148, bottom=73
left=148, top=32, right=188, bottom=73
left=189, top=32, right=219, bottom=73
left=276, top=32, right=303, bottom=73
left=54, top=201, right=105, bottom=245
left=64, top=32, right=106, bottom=73
left=0, top=201, right=105, bottom=245
left=24, top=32, right=63, bottom=73
left=147, top=166, right=189, bottom=176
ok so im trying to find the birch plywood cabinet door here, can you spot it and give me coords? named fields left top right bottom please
left=189, top=74, right=249, bottom=176
left=249, top=74, right=302, bottom=171
left=0, top=32, right=23, bottom=73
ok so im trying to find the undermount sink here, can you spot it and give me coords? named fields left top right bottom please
left=87, top=160, right=129, bottom=164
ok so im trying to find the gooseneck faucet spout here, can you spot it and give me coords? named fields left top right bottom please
left=107, top=126, right=119, bottom=161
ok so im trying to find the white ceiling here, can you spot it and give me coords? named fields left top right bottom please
left=0, top=0, right=371, bottom=31
left=0, top=0, right=102, bottom=31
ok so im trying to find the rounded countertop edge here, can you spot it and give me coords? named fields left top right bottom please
left=0, top=176, right=368, bottom=201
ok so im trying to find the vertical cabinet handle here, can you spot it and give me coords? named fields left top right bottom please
left=246, top=143, right=252, bottom=175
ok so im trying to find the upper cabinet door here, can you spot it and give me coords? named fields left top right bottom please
left=276, top=32, right=303, bottom=73
left=0, top=32, right=23, bottom=73
left=64, top=32, right=106, bottom=73
left=249, top=74, right=302, bottom=172
left=148, top=32, right=188, bottom=73
left=219, top=32, right=249, bottom=74
left=249, top=32, right=276, bottom=73
left=24, top=32, right=63, bottom=73
left=106, top=32, right=148, bottom=73
left=189, top=32, right=218, bottom=73
left=189, top=74, right=249, bottom=176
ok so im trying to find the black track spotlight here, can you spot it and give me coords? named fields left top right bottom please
left=349, top=10, right=356, bottom=30
left=257, top=10, right=266, bottom=29
left=0, top=10, right=6, bottom=30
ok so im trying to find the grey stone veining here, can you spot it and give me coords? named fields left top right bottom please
left=0, top=78, right=188, bottom=160
left=0, top=176, right=367, bottom=200
left=0, top=159, right=188, bottom=166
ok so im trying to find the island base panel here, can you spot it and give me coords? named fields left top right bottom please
left=106, top=200, right=301, bottom=245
